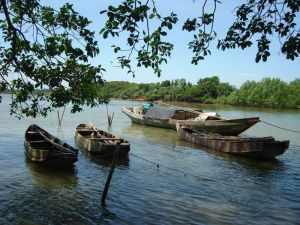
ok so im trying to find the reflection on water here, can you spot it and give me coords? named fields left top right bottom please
left=215, top=150, right=286, bottom=174
left=26, top=160, right=78, bottom=187
left=1, top=97, right=300, bottom=224
left=125, top=123, right=180, bottom=144
left=81, top=150, right=130, bottom=168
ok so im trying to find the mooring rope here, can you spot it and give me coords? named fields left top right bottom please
left=260, top=120, right=300, bottom=134
left=129, top=153, right=215, bottom=182
left=128, top=153, right=274, bottom=212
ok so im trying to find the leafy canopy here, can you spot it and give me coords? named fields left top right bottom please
left=101, top=0, right=300, bottom=75
left=0, top=0, right=299, bottom=117
left=0, top=0, right=107, bottom=118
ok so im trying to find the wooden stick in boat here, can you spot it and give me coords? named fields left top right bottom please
left=89, top=121, right=115, bottom=143
left=89, top=121, right=101, bottom=138
left=154, top=101, right=224, bottom=120
left=89, top=138, right=123, bottom=140
left=35, top=129, right=74, bottom=153
left=154, top=101, right=203, bottom=115
left=27, top=131, right=46, bottom=134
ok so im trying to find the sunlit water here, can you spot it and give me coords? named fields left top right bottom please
left=0, top=95, right=299, bottom=225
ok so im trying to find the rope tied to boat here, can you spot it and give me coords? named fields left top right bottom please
left=129, top=153, right=215, bottom=182
left=260, top=120, right=300, bottom=134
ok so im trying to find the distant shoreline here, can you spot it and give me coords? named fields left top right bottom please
left=110, top=97, right=203, bottom=104
left=109, top=97, right=300, bottom=109
left=110, top=98, right=242, bottom=108
left=110, top=98, right=146, bottom=102
left=2, top=95, right=298, bottom=109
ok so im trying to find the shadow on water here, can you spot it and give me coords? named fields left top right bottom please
left=74, top=141, right=130, bottom=168
left=81, top=150, right=130, bottom=168
left=99, top=206, right=118, bottom=223
left=26, top=160, right=78, bottom=187
left=179, top=138, right=286, bottom=174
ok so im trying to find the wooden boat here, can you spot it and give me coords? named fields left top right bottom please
left=24, top=124, right=78, bottom=165
left=176, top=124, right=289, bottom=158
left=74, top=124, right=130, bottom=157
left=122, top=106, right=259, bottom=135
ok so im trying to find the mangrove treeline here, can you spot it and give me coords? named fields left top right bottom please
left=102, top=77, right=300, bottom=109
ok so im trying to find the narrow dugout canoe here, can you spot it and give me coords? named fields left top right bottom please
left=176, top=124, right=289, bottom=158
left=24, top=124, right=78, bottom=165
left=122, top=106, right=259, bottom=135
left=74, top=124, right=130, bottom=157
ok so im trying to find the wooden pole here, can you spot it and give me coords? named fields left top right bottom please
left=57, top=106, right=66, bottom=126
left=101, top=141, right=120, bottom=206
left=60, top=106, right=66, bottom=124
left=106, top=104, right=114, bottom=126
left=57, top=111, right=61, bottom=126
left=154, top=101, right=203, bottom=115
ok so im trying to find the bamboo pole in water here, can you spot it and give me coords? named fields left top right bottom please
left=101, top=141, right=120, bottom=206
left=106, top=104, right=114, bottom=126
left=57, top=106, right=66, bottom=126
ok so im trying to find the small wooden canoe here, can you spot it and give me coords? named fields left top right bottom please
left=74, top=124, right=130, bottom=157
left=176, top=124, right=289, bottom=158
left=122, top=106, right=259, bottom=135
left=24, top=124, right=78, bottom=165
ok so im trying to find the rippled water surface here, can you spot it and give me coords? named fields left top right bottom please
left=0, top=96, right=300, bottom=225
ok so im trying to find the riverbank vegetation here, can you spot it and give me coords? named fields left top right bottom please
left=1, top=1, right=299, bottom=117
left=102, top=77, right=300, bottom=109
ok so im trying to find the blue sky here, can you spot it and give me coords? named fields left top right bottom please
left=53, top=0, right=299, bottom=87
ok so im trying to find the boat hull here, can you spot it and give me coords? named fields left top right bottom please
left=177, top=124, right=289, bottom=158
left=122, top=107, right=259, bottom=135
left=24, top=124, right=78, bottom=165
left=74, top=124, right=130, bottom=157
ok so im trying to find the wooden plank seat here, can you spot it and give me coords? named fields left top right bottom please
left=77, top=129, right=95, bottom=131
left=74, top=123, right=130, bottom=156
left=29, top=140, right=47, bottom=143
left=77, top=129, right=94, bottom=133
left=27, top=131, right=46, bottom=134
left=89, top=138, right=124, bottom=140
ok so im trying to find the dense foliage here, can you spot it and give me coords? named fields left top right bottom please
left=225, top=78, right=300, bottom=108
left=101, top=0, right=300, bottom=76
left=1, top=0, right=299, bottom=117
left=103, top=77, right=300, bottom=109
left=0, top=0, right=107, bottom=118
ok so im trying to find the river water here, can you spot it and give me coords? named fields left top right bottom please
left=0, top=95, right=299, bottom=225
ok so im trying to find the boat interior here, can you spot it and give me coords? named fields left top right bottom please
left=77, top=129, right=114, bottom=139
left=26, top=130, right=71, bottom=150
left=76, top=125, right=128, bottom=143
left=172, top=110, right=202, bottom=120
left=129, top=106, right=221, bottom=121
left=181, top=125, right=275, bottom=141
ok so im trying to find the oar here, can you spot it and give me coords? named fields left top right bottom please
left=154, top=101, right=203, bottom=115
left=89, top=138, right=123, bottom=140
left=89, top=122, right=119, bottom=143
left=154, top=101, right=223, bottom=119
left=89, top=121, right=101, bottom=138
left=36, top=128, right=75, bottom=153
